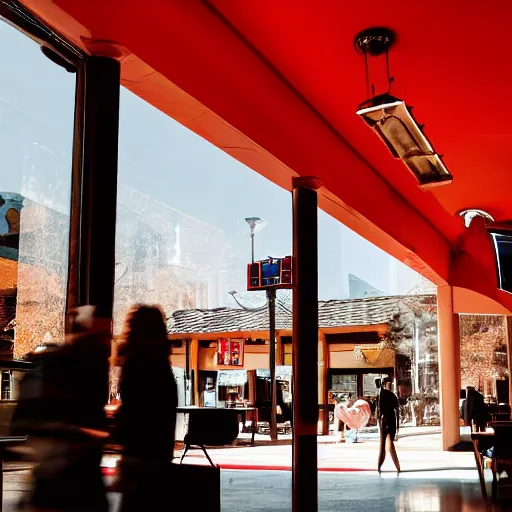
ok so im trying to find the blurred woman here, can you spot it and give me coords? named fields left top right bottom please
left=12, top=306, right=110, bottom=512
left=116, top=305, right=178, bottom=512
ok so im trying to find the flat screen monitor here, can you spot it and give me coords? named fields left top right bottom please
left=491, top=231, right=512, bottom=293
left=262, top=261, right=279, bottom=278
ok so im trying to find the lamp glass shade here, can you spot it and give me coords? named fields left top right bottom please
left=357, top=99, right=452, bottom=186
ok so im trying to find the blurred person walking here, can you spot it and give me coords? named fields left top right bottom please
left=11, top=306, right=111, bottom=512
left=376, top=378, right=401, bottom=473
left=116, top=305, right=178, bottom=512
left=464, top=386, right=488, bottom=432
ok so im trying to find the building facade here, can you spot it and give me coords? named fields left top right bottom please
left=164, top=294, right=442, bottom=431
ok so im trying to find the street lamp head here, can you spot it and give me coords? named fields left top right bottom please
left=245, top=217, right=262, bottom=232
left=245, top=217, right=267, bottom=263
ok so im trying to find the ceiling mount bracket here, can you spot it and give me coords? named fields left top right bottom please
left=354, top=27, right=395, bottom=56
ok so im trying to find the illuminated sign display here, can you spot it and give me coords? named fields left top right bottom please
left=247, top=256, right=292, bottom=291
left=217, top=338, right=244, bottom=366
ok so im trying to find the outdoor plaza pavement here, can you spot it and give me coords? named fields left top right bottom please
left=160, top=426, right=475, bottom=472
left=1, top=427, right=500, bottom=511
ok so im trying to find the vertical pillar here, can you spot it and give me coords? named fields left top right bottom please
left=292, top=176, right=321, bottom=512
left=276, top=332, right=283, bottom=366
left=66, top=66, right=85, bottom=313
left=268, top=288, right=278, bottom=441
left=437, top=285, right=461, bottom=450
left=78, top=56, right=121, bottom=321
left=190, top=338, right=199, bottom=405
left=318, top=332, right=329, bottom=435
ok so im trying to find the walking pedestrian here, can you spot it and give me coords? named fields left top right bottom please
left=465, top=386, right=488, bottom=432
left=116, top=305, right=178, bottom=512
left=376, top=378, right=400, bottom=473
left=11, top=306, right=111, bottom=512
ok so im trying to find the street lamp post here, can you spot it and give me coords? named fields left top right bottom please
left=245, top=217, right=262, bottom=263
left=267, top=286, right=278, bottom=441
left=245, top=217, right=278, bottom=441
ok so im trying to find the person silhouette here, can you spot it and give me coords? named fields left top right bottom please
left=116, top=305, right=178, bottom=512
left=376, top=378, right=400, bottom=473
left=11, top=306, right=110, bottom=512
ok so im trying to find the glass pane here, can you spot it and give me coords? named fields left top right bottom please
left=0, top=22, right=75, bottom=358
left=363, top=373, right=381, bottom=397
left=331, top=374, right=357, bottom=394
left=114, top=87, right=293, bottom=397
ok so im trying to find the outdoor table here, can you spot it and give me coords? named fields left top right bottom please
left=471, top=431, right=494, bottom=499
left=0, top=436, right=27, bottom=512
left=177, top=406, right=256, bottom=466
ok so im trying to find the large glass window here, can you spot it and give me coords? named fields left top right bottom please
left=460, top=314, right=508, bottom=399
left=0, top=21, right=76, bottom=357
left=115, top=87, right=293, bottom=338
left=115, top=87, right=295, bottom=407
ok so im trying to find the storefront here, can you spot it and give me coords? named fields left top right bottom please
left=167, top=294, right=438, bottom=432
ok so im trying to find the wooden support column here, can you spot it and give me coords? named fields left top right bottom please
left=276, top=332, right=283, bottom=366
left=190, top=338, right=199, bottom=405
left=318, top=331, right=329, bottom=435
left=437, top=285, right=461, bottom=450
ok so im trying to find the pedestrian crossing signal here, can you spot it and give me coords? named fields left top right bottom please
left=247, top=256, right=292, bottom=291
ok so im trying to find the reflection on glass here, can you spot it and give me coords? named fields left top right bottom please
left=459, top=315, right=508, bottom=399
left=0, top=22, right=75, bottom=357
left=396, top=487, right=441, bottom=512
left=115, top=87, right=295, bottom=339
left=363, top=373, right=381, bottom=397
left=114, top=183, right=226, bottom=331
left=331, top=374, right=357, bottom=395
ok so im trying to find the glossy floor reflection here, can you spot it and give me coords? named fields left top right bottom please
left=2, top=467, right=499, bottom=511
left=220, top=470, right=497, bottom=512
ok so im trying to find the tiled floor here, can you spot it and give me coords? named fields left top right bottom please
left=3, top=468, right=499, bottom=511
left=2, top=427, right=496, bottom=510
left=219, top=470, right=495, bottom=512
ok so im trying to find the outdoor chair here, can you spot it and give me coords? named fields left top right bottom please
left=491, top=424, right=512, bottom=502
left=180, top=408, right=240, bottom=467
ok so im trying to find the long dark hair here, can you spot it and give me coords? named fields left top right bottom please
left=119, top=305, right=169, bottom=359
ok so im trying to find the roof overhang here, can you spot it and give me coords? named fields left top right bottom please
left=18, top=0, right=512, bottom=313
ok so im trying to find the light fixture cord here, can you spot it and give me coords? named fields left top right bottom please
left=364, top=49, right=370, bottom=101
left=385, top=48, right=394, bottom=93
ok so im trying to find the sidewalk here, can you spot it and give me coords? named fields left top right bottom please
left=102, top=428, right=476, bottom=474
left=315, top=425, right=443, bottom=444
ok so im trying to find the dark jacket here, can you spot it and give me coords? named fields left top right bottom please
left=377, top=388, right=399, bottom=435
left=10, top=334, right=110, bottom=511
left=117, top=349, right=177, bottom=461
left=12, top=335, right=110, bottom=436
left=464, top=388, right=488, bottom=426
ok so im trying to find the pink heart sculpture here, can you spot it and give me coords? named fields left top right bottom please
left=336, top=399, right=371, bottom=431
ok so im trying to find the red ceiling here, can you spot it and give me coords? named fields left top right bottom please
left=207, top=0, right=512, bottom=227
left=20, top=0, right=512, bottom=310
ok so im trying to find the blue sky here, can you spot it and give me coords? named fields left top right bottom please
left=118, top=88, right=421, bottom=302
left=0, top=20, right=422, bottom=307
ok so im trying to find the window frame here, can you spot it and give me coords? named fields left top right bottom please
left=0, top=0, right=87, bottom=331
